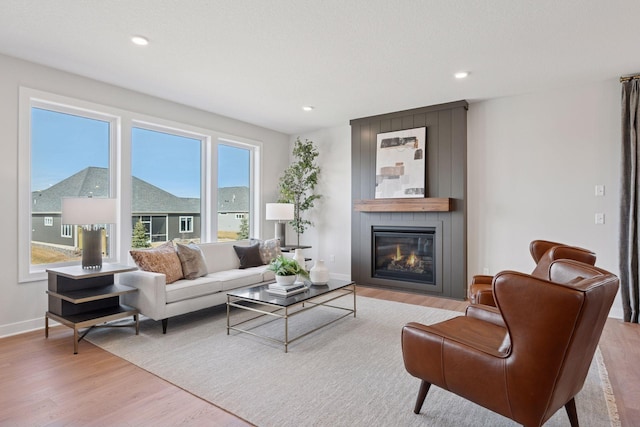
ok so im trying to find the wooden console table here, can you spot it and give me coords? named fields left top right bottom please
left=45, top=264, right=139, bottom=354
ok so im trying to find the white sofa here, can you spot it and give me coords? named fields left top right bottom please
left=120, top=240, right=276, bottom=333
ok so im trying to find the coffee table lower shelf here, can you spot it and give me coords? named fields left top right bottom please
left=226, top=280, right=356, bottom=352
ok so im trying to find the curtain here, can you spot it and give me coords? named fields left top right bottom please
left=620, top=78, right=640, bottom=323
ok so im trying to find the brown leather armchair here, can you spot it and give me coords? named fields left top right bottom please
left=469, top=240, right=596, bottom=306
left=402, top=259, right=618, bottom=427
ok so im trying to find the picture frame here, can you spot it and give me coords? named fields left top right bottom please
left=375, top=127, right=427, bottom=199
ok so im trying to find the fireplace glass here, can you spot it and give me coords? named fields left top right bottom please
left=372, top=226, right=435, bottom=285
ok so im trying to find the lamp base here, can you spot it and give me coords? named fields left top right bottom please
left=274, top=222, right=286, bottom=246
left=82, top=228, right=103, bottom=269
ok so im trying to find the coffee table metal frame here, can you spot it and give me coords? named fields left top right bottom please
left=226, top=279, right=356, bottom=352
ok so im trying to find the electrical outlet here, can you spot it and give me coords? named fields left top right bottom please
left=595, top=213, right=605, bottom=224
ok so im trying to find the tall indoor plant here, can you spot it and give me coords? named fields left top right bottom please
left=278, top=137, right=321, bottom=245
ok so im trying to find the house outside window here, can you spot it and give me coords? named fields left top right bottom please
left=44, top=217, right=53, bottom=226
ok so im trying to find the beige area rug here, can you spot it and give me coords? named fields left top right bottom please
left=87, top=296, right=619, bottom=427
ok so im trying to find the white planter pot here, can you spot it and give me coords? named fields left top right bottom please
left=293, top=249, right=306, bottom=271
left=275, top=274, right=297, bottom=286
left=309, top=260, right=329, bottom=285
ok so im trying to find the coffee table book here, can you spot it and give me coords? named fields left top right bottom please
left=267, top=282, right=307, bottom=296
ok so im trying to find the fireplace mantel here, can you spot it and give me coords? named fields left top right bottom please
left=353, top=198, right=452, bottom=212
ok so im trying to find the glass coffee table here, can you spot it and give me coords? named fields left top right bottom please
left=226, top=279, right=356, bottom=352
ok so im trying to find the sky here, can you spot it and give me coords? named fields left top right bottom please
left=31, top=108, right=250, bottom=197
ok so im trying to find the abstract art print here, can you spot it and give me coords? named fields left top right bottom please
left=375, top=127, right=426, bottom=199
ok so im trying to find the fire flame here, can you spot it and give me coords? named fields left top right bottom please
left=395, top=245, right=401, bottom=260
left=407, top=252, right=417, bottom=266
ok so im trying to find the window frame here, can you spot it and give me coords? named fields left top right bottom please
left=19, top=88, right=119, bottom=282
left=19, top=88, right=264, bottom=283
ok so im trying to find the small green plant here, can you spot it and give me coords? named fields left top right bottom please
left=267, top=255, right=309, bottom=278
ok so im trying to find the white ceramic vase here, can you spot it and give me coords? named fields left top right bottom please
left=293, top=249, right=306, bottom=271
left=309, top=260, right=329, bottom=285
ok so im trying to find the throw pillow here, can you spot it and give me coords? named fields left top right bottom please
left=233, top=243, right=264, bottom=269
left=130, top=241, right=184, bottom=284
left=250, top=237, right=282, bottom=264
left=176, top=243, right=208, bottom=280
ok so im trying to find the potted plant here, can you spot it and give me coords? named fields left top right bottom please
left=278, top=137, right=322, bottom=245
left=267, top=255, right=309, bottom=285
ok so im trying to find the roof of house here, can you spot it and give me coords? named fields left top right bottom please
left=32, top=167, right=248, bottom=214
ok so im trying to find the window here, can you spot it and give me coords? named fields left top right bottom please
left=218, top=142, right=252, bottom=241
left=132, top=126, right=202, bottom=244
left=19, top=88, right=262, bottom=282
left=179, top=216, right=194, bottom=233
left=61, top=224, right=73, bottom=238
left=24, top=97, right=116, bottom=273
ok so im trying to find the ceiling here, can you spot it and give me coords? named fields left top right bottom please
left=1, top=0, right=639, bottom=135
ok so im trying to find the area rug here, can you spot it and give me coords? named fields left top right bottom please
left=87, top=296, right=619, bottom=427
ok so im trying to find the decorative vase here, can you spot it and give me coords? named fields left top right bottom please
left=275, top=274, right=296, bottom=286
left=309, top=260, right=329, bottom=285
left=293, top=249, right=306, bottom=271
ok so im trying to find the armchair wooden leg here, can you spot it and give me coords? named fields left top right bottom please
left=413, top=380, right=431, bottom=414
left=564, top=398, right=579, bottom=427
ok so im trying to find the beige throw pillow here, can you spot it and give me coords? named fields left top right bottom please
left=250, top=238, right=282, bottom=264
left=130, top=241, right=184, bottom=284
left=176, top=243, right=208, bottom=279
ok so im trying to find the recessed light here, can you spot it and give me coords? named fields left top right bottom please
left=302, top=106, right=314, bottom=111
left=131, top=35, right=149, bottom=46
left=454, top=71, right=469, bottom=79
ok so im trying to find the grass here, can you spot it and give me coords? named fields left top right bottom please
left=31, top=244, right=80, bottom=265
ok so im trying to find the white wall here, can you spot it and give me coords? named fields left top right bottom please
left=0, top=54, right=290, bottom=337
left=288, top=127, right=352, bottom=280
left=468, top=78, right=622, bottom=318
left=299, top=78, right=623, bottom=318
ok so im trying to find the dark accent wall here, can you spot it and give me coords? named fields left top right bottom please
left=350, top=101, right=468, bottom=299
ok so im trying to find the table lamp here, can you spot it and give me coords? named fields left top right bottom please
left=61, top=197, right=117, bottom=269
left=265, top=203, right=294, bottom=245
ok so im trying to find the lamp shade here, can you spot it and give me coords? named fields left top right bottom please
left=61, top=198, right=117, bottom=225
left=265, top=203, right=294, bottom=221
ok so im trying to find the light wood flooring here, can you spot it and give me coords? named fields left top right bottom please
left=0, top=286, right=638, bottom=426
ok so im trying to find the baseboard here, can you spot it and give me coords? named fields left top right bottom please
left=0, top=316, right=49, bottom=339
left=608, top=305, right=624, bottom=320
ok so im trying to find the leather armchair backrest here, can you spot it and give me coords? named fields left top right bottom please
left=493, top=260, right=618, bottom=425
left=530, top=242, right=596, bottom=279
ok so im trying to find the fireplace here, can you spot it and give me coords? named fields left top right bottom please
left=372, top=226, right=435, bottom=285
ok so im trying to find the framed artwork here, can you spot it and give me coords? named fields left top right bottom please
left=375, top=127, right=427, bottom=199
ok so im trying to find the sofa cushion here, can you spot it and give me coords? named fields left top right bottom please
left=130, top=241, right=184, bottom=284
left=176, top=243, right=208, bottom=279
left=233, top=243, right=264, bottom=269
left=250, top=238, right=282, bottom=264
left=198, top=241, right=245, bottom=273
left=165, top=276, right=225, bottom=303
left=211, top=267, right=267, bottom=291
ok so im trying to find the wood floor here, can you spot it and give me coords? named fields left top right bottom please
left=0, top=286, right=638, bottom=427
